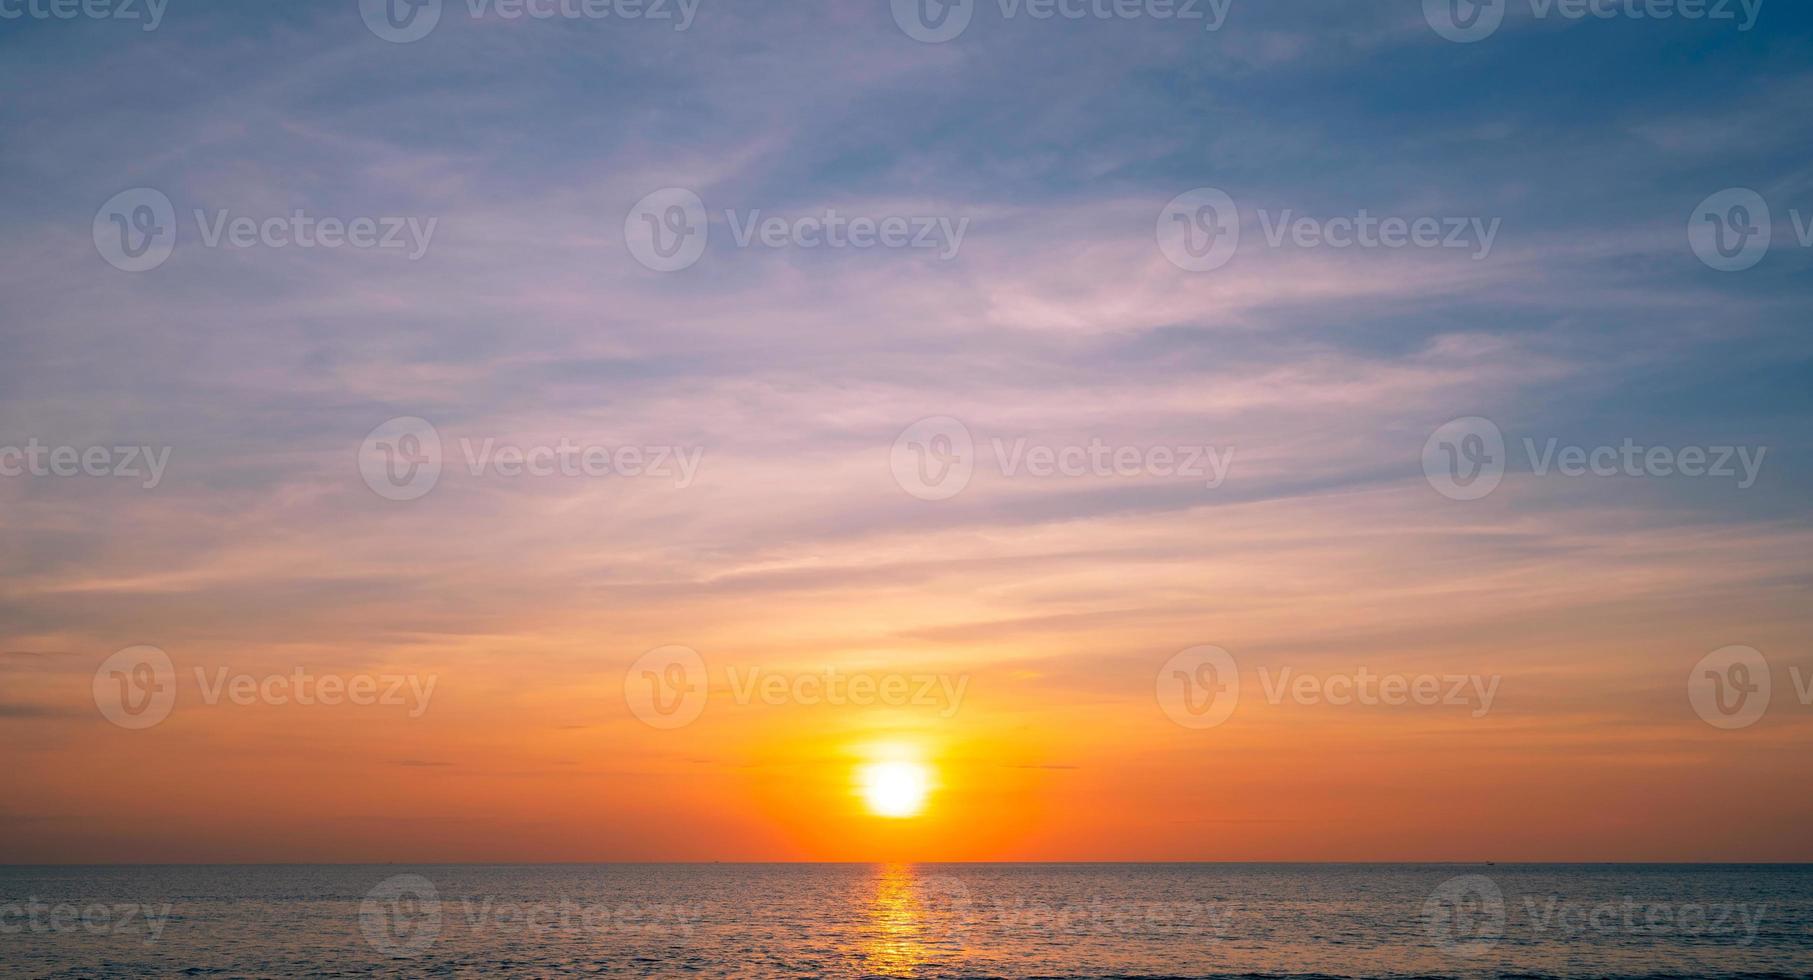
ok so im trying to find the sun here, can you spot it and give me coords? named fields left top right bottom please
left=858, top=760, right=931, bottom=818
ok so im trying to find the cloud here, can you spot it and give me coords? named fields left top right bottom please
left=0, top=0, right=1809, bottom=861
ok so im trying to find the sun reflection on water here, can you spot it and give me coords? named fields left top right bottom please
left=860, top=864, right=971, bottom=977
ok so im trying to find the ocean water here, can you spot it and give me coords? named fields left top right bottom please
left=1, top=863, right=1808, bottom=978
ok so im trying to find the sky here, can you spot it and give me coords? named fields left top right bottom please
left=1, top=0, right=1811, bottom=863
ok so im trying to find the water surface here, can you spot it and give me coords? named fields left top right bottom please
left=2, top=863, right=1808, bottom=978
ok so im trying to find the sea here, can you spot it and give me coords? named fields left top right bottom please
left=1, top=863, right=1808, bottom=978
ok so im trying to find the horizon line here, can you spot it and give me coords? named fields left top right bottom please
left=6, top=860, right=1812, bottom=867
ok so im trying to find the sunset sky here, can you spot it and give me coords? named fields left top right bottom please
left=2, top=1, right=1811, bottom=864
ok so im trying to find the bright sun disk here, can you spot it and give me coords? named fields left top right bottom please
left=858, top=760, right=930, bottom=818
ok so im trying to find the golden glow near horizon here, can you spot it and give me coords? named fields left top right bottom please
left=8, top=468, right=1813, bottom=863
left=859, top=760, right=932, bottom=818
